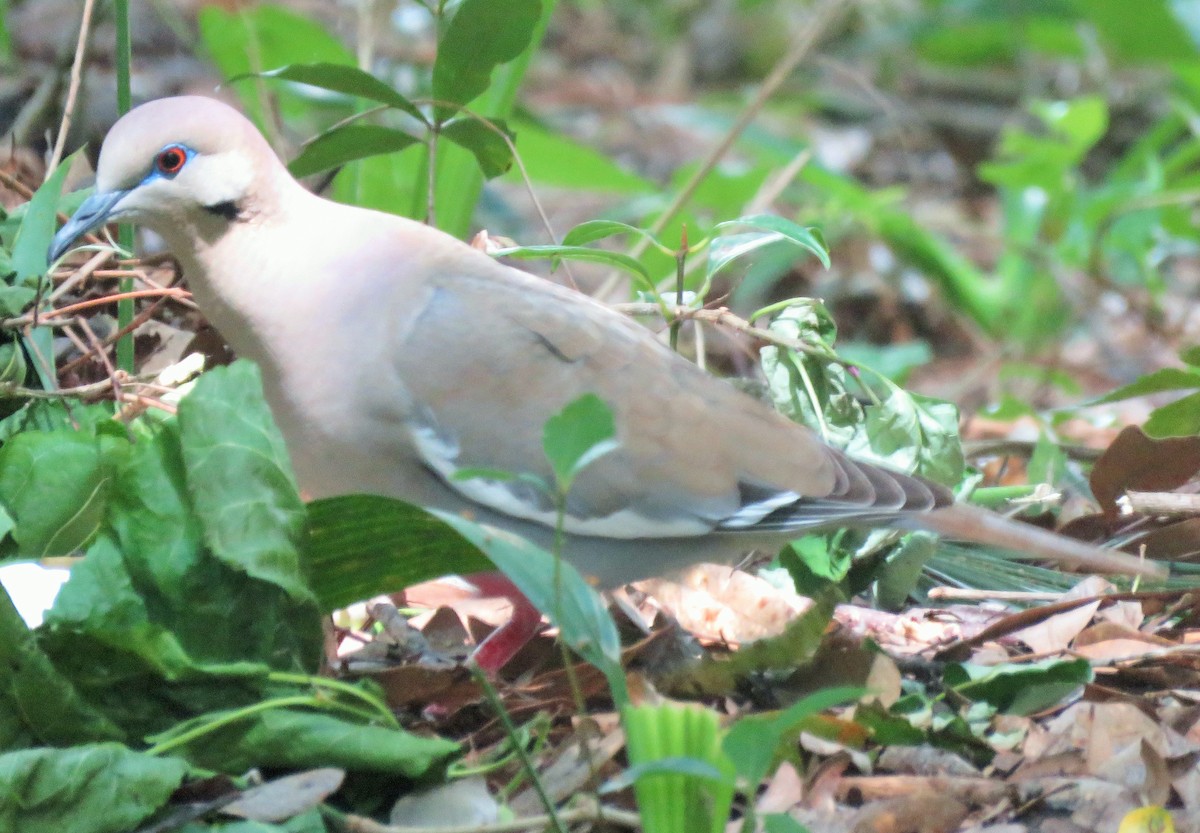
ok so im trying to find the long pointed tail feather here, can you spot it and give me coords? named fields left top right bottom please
left=920, top=503, right=1166, bottom=579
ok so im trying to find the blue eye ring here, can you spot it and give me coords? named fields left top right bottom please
left=155, top=145, right=188, bottom=176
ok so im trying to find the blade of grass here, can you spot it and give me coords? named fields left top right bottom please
left=114, top=0, right=134, bottom=373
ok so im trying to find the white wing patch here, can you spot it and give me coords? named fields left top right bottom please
left=718, top=489, right=802, bottom=529
left=409, top=421, right=711, bottom=539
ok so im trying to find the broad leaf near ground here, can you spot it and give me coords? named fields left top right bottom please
left=149, top=708, right=459, bottom=778
left=0, top=744, right=188, bottom=833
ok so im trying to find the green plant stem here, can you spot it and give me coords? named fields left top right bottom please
left=114, top=0, right=134, bottom=373
left=552, top=486, right=600, bottom=787
left=669, top=230, right=687, bottom=351
left=426, top=125, right=440, bottom=226
left=968, top=484, right=1047, bottom=509
left=146, top=695, right=324, bottom=757
left=469, top=664, right=567, bottom=833
left=267, top=671, right=399, bottom=728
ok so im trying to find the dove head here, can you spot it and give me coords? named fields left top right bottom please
left=49, top=96, right=292, bottom=262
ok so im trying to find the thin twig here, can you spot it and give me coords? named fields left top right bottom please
left=40, top=287, right=192, bottom=320
left=116, top=392, right=177, bottom=419
left=926, top=588, right=1069, bottom=602
left=0, top=167, right=34, bottom=200
left=596, top=0, right=847, bottom=299
left=47, top=0, right=99, bottom=177
left=57, top=290, right=184, bottom=379
left=1120, top=490, right=1200, bottom=518
left=328, top=796, right=640, bottom=833
left=611, top=302, right=843, bottom=364
left=961, top=439, right=1104, bottom=464
left=0, top=375, right=144, bottom=401
left=745, top=147, right=813, bottom=216
left=48, top=250, right=113, bottom=304
left=75, top=316, right=122, bottom=403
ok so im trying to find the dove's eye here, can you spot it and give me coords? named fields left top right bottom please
left=155, top=145, right=188, bottom=176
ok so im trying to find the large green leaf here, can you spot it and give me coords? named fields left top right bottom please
left=945, top=658, right=1092, bottom=715
left=761, top=300, right=964, bottom=487
left=0, top=431, right=123, bottom=559
left=439, top=117, right=515, bottom=179
left=0, top=588, right=124, bottom=749
left=0, top=744, right=188, bottom=833
left=431, top=508, right=628, bottom=706
left=289, top=124, right=421, bottom=180
left=244, top=63, right=425, bottom=123
left=177, top=362, right=313, bottom=606
left=152, top=708, right=459, bottom=778
left=431, top=0, right=543, bottom=121
left=722, top=687, right=861, bottom=788
left=1076, top=0, right=1197, bottom=62
left=303, top=494, right=493, bottom=613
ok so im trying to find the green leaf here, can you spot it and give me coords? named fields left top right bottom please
left=331, top=142, right=425, bottom=219
left=875, top=532, right=938, bottom=610
left=0, top=430, right=121, bottom=558
left=781, top=535, right=852, bottom=591
left=1026, top=431, right=1068, bottom=486
left=0, top=285, right=35, bottom=318
left=836, top=340, right=932, bottom=385
left=303, top=494, right=493, bottom=613
left=764, top=814, right=811, bottom=833
left=0, top=587, right=124, bottom=749
left=1145, top=390, right=1200, bottom=437
left=493, top=244, right=654, bottom=290
left=106, top=418, right=319, bottom=674
left=0, top=400, right=114, bottom=444
left=431, top=507, right=628, bottom=706
left=431, top=0, right=543, bottom=121
left=150, top=707, right=458, bottom=778
left=760, top=300, right=964, bottom=486
left=622, top=703, right=735, bottom=833
left=288, top=124, right=420, bottom=179
left=660, top=587, right=840, bottom=697
left=0, top=0, right=11, bottom=66
left=848, top=390, right=965, bottom=487
left=0, top=743, right=188, bottom=833
left=562, top=220, right=664, bottom=249
left=0, top=339, right=26, bottom=386
left=439, top=117, right=515, bottom=178
left=713, top=214, right=831, bottom=269
left=945, top=658, right=1092, bottom=715
left=22, top=149, right=79, bottom=278
left=602, top=757, right=733, bottom=793
left=1180, top=345, right=1200, bottom=367
left=542, top=394, right=618, bottom=489
left=177, top=362, right=313, bottom=605
left=722, top=687, right=862, bottom=787
left=1088, top=367, right=1200, bottom=405
left=240, top=62, right=426, bottom=123
left=1078, top=0, right=1198, bottom=63
left=42, top=533, right=271, bottom=724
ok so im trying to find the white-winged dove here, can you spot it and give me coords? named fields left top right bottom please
left=49, top=97, right=1163, bottom=670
